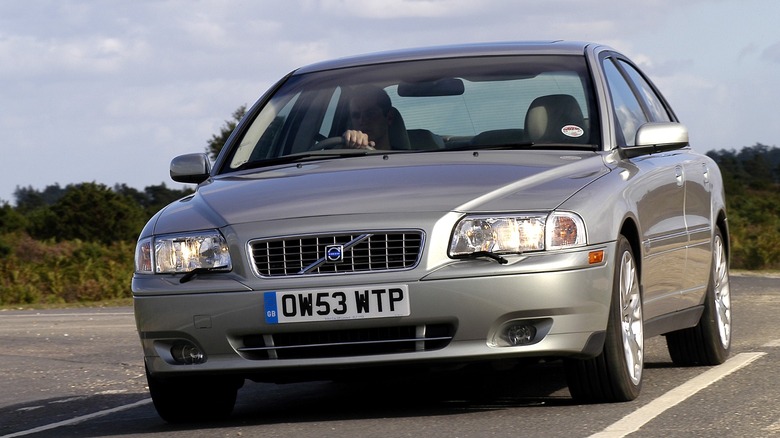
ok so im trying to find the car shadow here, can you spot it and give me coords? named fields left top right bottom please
left=0, top=393, right=151, bottom=437
left=10, top=351, right=700, bottom=438
left=232, top=359, right=577, bottom=424
left=1, top=360, right=579, bottom=437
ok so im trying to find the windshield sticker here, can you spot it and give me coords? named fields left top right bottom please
left=561, top=125, right=584, bottom=138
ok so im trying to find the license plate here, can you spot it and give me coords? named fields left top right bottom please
left=264, top=285, right=410, bottom=324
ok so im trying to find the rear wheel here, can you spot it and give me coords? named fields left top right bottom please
left=565, top=235, right=643, bottom=402
left=665, top=227, right=731, bottom=365
left=146, top=364, right=242, bottom=423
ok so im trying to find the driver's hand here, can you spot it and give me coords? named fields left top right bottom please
left=343, top=130, right=376, bottom=150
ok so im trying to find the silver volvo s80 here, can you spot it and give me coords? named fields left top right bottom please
left=133, top=41, right=731, bottom=422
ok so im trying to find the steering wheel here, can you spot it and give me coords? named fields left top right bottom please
left=316, top=136, right=347, bottom=150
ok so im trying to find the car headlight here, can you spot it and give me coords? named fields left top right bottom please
left=449, top=212, right=586, bottom=257
left=134, top=231, right=232, bottom=274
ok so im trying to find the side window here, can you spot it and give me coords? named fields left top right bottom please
left=603, top=58, right=648, bottom=146
left=319, top=87, right=342, bottom=138
left=228, top=92, right=300, bottom=169
left=619, top=60, right=672, bottom=122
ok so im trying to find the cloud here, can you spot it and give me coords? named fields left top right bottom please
left=0, top=32, right=150, bottom=79
left=0, top=0, right=778, bottom=204
left=314, top=0, right=479, bottom=18
left=738, top=43, right=760, bottom=61
left=276, top=40, right=336, bottom=68
left=761, top=42, right=780, bottom=64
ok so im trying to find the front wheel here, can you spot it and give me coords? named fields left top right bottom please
left=564, top=235, right=643, bottom=402
left=146, top=364, right=243, bottom=423
left=665, top=227, right=731, bottom=365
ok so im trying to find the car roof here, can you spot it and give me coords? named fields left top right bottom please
left=294, top=41, right=605, bottom=75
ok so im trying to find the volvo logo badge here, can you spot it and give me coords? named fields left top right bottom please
left=325, top=245, right=344, bottom=263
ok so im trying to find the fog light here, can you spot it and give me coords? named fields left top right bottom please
left=506, top=324, right=537, bottom=346
left=171, top=342, right=206, bottom=364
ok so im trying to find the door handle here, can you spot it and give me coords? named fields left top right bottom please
left=675, top=165, right=683, bottom=187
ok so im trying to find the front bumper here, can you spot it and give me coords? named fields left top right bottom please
left=134, top=242, right=616, bottom=378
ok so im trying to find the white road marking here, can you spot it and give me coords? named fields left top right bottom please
left=0, top=398, right=152, bottom=438
left=49, top=397, right=87, bottom=404
left=765, top=418, right=780, bottom=433
left=0, top=350, right=771, bottom=437
left=763, top=339, right=780, bottom=347
left=589, top=352, right=766, bottom=438
left=0, top=312, right=133, bottom=317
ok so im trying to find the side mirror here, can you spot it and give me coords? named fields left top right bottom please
left=622, top=122, right=689, bottom=158
left=170, top=153, right=211, bottom=184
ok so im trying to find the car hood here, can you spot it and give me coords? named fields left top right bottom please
left=151, top=151, right=609, bottom=234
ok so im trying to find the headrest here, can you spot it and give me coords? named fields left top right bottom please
left=525, top=94, right=588, bottom=144
left=408, top=129, right=444, bottom=149
left=387, top=107, right=411, bottom=150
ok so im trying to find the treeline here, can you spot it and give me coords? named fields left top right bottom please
left=1, top=144, right=779, bottom=307
left=6, top=183, right=193, bottom=243
left=706, top=144, right=780, bottom=270
left=0, top=183, right=192, bottom=306
left=0, top=105, right=244, bottom=308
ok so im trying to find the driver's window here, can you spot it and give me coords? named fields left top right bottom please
left=228, top=93, right=300, bottom=169
left=603, top=58, right=648, bottom=146
left=619, top=60, right=671, bottom=123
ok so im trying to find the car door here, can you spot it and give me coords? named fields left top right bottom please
left=680, top=156, right=713, bottom=305
left=602, top=56, right=688, bottom=321
left=617, top=58, right=713, bottom=309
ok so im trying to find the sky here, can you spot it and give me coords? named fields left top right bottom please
left=1, top=0, right=778, bottom=204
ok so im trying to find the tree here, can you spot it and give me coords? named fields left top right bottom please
left=114, top=183, right=193, bottom=218
left=0, top=201, right=27, bottom=234
left=708, top=143, right=780, bottom=194
left=29, top=182, right=146, bottom=244
left=13, top=184, right=66, bottom=213
left=738, top=144, right=775, bottom=189
left=207, top=105, right=247, bottom=160
left=143, top=183, right=193, bottom=213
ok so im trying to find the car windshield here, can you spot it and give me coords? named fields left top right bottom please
left=222, top=55, right=599, bottom=171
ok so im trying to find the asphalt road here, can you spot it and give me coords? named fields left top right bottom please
left=1, top=273, right=778, bottom=438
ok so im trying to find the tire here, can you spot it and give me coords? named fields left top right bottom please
left=665, top=227, right=731, bottom=366
left=146, top=364, right=242, bottom=423
left=564, top=235, right=643, bottom=402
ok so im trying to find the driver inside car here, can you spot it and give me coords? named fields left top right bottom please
left=342, top=85, right=396, bottom=150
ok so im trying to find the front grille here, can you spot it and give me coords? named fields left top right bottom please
left=250, top=231, right=424, bottom=277
left=236, top=324, right=454, bottom=360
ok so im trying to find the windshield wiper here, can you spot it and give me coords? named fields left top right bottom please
left=452, top=251, right=509, bottom=264
left=446, top=142, right=536, bottom=152
left=449, top=142, right=599, bottom=152
left=529, top=143, right=597, bottom=150
left=237, top=150, right=370, bottom=171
